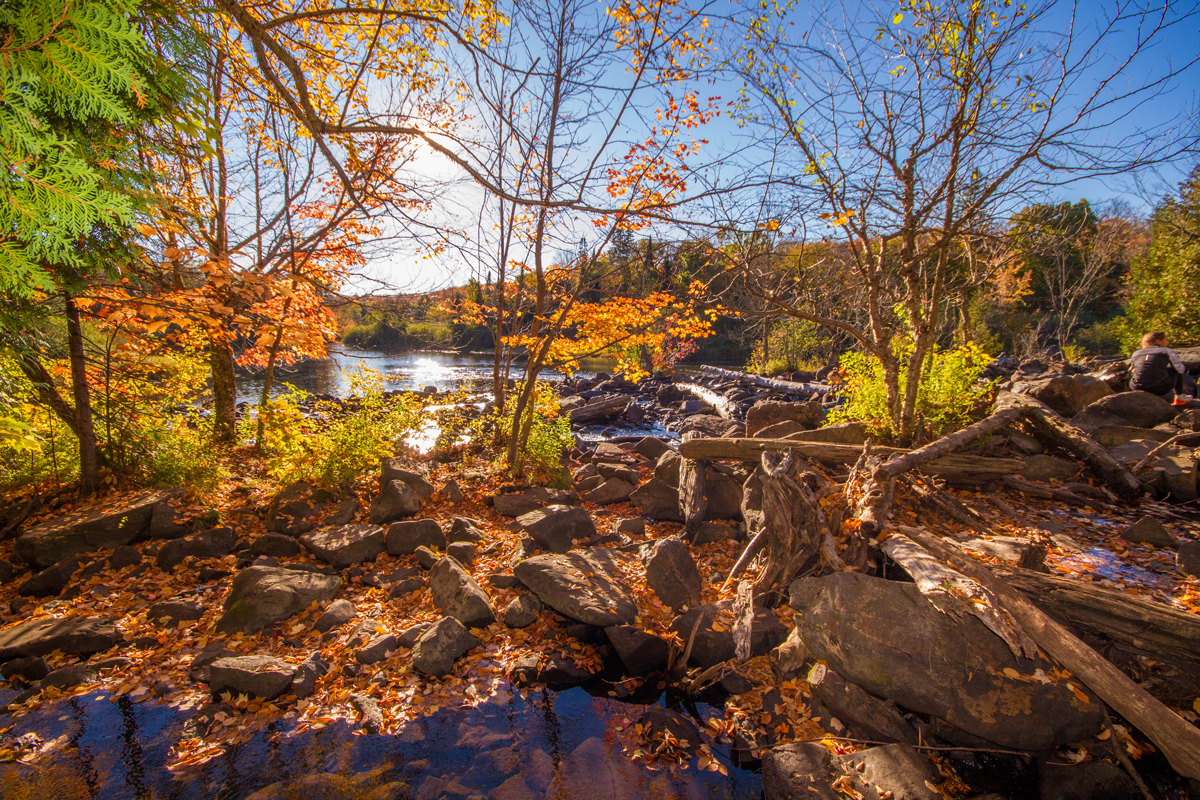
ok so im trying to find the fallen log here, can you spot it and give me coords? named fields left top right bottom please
left=567, top=396, right=628, bottom=424
left=698, top=365, right=821, bottom=395
left=996, top=391, right=1143, bottom=501
left=677, top=383, right=736, bottom=420
left=678, top=431, right=707, bottom=538
left=679, top=437, right=1024, bottom=483
left=1001, top=474, right=1114, bottom=513
left=899, top=525, right=1200, bottom=781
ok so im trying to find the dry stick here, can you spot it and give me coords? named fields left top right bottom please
left=721, top=529, right=768, bottom=593
left=1000, top=474, right=1114, bottom=513
left=900, top=525, right=1200, bottom=780
left=790, top=736, right=1030, bottom=757
left=1103, top=707, right=1156, bottom=800
left=1131, top=431, right=1200, bottom=473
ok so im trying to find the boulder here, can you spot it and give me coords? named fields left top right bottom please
left=515, top=505, right=597, bottom=554
left=604, top=625, right=669, bottom=674
left=397, top=622, right=431, bottom=649
left=414, top=546, right=439, bottom=570
left=326, top=496, right=360, bottom=526
left=18, top=556, right=84, bottom=597
left=411, top=616, right=479, bottom=676
left=1022, top=454, right=1078, bottom=483
left=597, top=463, right=641, bottom=483
left=441, top=479, right=466, bottom=503
left=355, top=633, right=398, bottom=664
left=147, top=599, right=204, bottom=625
left=250, top=533, right=301, bottom=559
left=0, top=656, right=50, bottom=682
left=387, top=576, right=426, bottom=598
left=267, top=482, right=328, bottom=535
left=790, top=572, right=1105, bottom=750
left=746, top=400, right=823, bottom=436
left=1072, top=391, right=1177, bottom=430
left=1110, top=440, right=1198, bottom=501
left=616, top=518, right=645, bottom=537
left=1089, top=425, right=1175, bottom=448
left=513, top=548, right=638, bottom=626
left=762, top=742, right=939, bottom=800
left=156, top=527, right=238, bottom=570
left=630, top=478, right=682, bottom=522
left=669, top=601, right=787, bottom=669
left=1179, top=541, right=1200, bottom=577
left=291, top=652, right=330, bottom=699
left=809, top=667, right=917, bottom=744
left=783, top=422, right=869, bottom=445
left=314, top=599, right=356, bottom=633
left=654, top=450, right=682, bottom=486
left=380, top=459, right=436, bottom=498
left=753, top=419, right=807, bottom=439
left=679, top=414, right=730, bottom=438
left=148, top=501, right=192, bottom=539
left=217, top=566, right=342, bottom=634
left=429, top=557, right=496, bottom=628
left=208, top=655, right=295, bottom=700
left=298, top=524, right=385, bottom=569
left=107, top=546, right=143, bottom=570
left=369, top=480, right=421, bottom=524
left=642, top=537, right=702, bottom=611
left=385, top=519, right=446, bottom=555
left=448, top=517, right=486, bottom=544
left=502, top=594, right=542, bottom=628
left=1019, top=375, right=1112, bottom=418
left=0, top=617, right=120, bottom=663
left=16, top=488, right=177, bottom=568
left=705, top=470, right=744, bottom=520
left=634, top=437, right=671, bottom=460
left=1039, top=760, right=1140, bottom=800
left=581, top=479, right=635, bottom=505
left=493, top=493, right=543, bottom=518
left=1120, top=516, right=1175, bottom=547
left=447, top=542, right=475, bottom=565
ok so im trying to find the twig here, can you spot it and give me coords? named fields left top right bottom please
left=790, top=736, right=1029, bottom=757
left=1132, top=432, right=1200, bottom=473
left=1103, top=707, right=1155, bottom=800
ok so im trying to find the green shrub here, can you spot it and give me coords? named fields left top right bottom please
left=138, top=413, right=227, bottom=492
left=829, top=341, right=995, bottom=440
left=478, top=381, right=572, bottom=485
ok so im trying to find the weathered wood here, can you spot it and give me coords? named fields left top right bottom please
left=753, top=450, right=829, bottom=598
left=882, top=533, right=1037, bottom=658
left=877, top=406, right=1025, bottom=481
left=699, top=365, right=821, bottom=395
left=678, top=437, right=1025, bottom=481
left=678, top=431, right=707, bottom=537
left=677, top=383, right=736, bottom=420
left=567, top=395, right=628, bottom=423
left=997, top=391, right=1143, bottom=501
left=910, top=481, right=987, bottom=533
left=732, top=580, right=754, bottom=663
left=1132, top=431, right=1200, bottom=473
left=1001, top=474, right=1114, bottom=513
left=989, top=564, right=1200, bottom=666
left=900, top=525, right=1200, bottom=781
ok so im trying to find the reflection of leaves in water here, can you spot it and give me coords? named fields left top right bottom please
left=1058, top=547, right=1170, bottom=590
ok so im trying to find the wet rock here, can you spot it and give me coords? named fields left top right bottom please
left=0, top=656, right=49, bottom=682
left=630, top=478, right=682, bottom=522
left=0, top=617, right=120, bottom=662
left=1073, top=391, right=1177, bottom=430
left=746, top=399, right=823, bottom=436
left=411, top=616, right=479, bottom=676
left=790, top=572, right=1105, bottom=750
left=784, top=422, right=869, bottom=445
left=446, top=542, right=476, bottom=565
left=148, top=599, right=204, bottom=625
left=643, top=537, right=702, bottom=611
left=809, top=667, right=917, bottom=744
left=207, top=655, right=295, bottom=700
left=413, top=546, right=439, bottom=570
left=290, top=652, right=330, bottom=700
left=493, top=493, right=543, bottom=517
left=250, top=533, right=301, bottom=558
left=634, top=437, right=671, bottom=460
left=1022, top=454, right=1078, bottom=483
left=1179, top=541, right=1200, bottom=577
left=429, top=557, right=496, bottom=628
left=370, top=480, right=422, bottom=524
left=762, top=742, right=940, bottom=800
left=604, top=625, right=669, bottom=674
left=1121, top=516, right=1174, bottom=547
left=543, top=736, right=647, bottom=799
left=582, top=479, right=635, bottom=505
left=314, top=599, right=356, bottom=633
left=669, top=601, right=787, bottom=669
left=355, top=633, right=399, bottom=664
left=18, top=556, right=84, bottom=597
left=157, top=527, right=237, bottom=571
left=217, top=566, right=341, bottom=635
left=385, top=519, right=446, bottom=555
left=267, top=482, right=328, bottom=536
left=16, top=488, right=178, bottom=568
left=299, top=524, right=385, bottom=569
left=380, top=459, right=436, bottom=498
left=1039, top=759, right=1140, bottom=800
left=514, top=505, right=597, bottom=554
left=388, top=577, right=426, bottom=598
left=513, top=548, right=638, bottom=626
left=502, top=594, right=541, bottom=628
left=640, top=707, right=702, bottom=754
left=397, top=622, right=431, bottom=648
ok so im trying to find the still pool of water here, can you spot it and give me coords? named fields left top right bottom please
left=0, top=684, right=762, bottom=800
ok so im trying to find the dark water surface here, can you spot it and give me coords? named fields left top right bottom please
left=0, top=682, right=761, bottom=800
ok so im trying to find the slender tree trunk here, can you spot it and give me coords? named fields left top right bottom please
left=64, top=295, right=100, bottom=495
left=255, top=296, right=293, bottom=450
left=958, top=288, right=973, bottom=345
left=210, top=335, right=237, bottom=444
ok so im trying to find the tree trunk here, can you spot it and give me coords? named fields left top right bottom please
left=255, top=296, right=292, bottom=450
left=752, top=449, right=829, bottom=599
left=210, top=335, right=238, bottom=444
left=678, top=432, right=707, bottom=538
left=64, top=295, right=100, bottom=495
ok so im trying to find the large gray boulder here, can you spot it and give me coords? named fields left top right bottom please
left=746, top=400, right=823, bottom=436
left=581, top=478, right=636, bottom=505
left=208, top=655, right=295, bottom=700
left=385, top=519, right=446, bottom=555
left=514, top=505, right=597, bottom=554
left=15, top=488, right=178, bottom=568
left=642, top=537, right=702, bottom=611
left=267, top=482, right=328, bottom=535
left=1072, top=391, right=1177, bottom=430
left=217, top=566, right=342, bottom=634
left=0, top=617, right=121, bottom=663
left=790, top=572, right=1105, bottom=750
left=412, top=616, right=479, bottom=676
left=630, top=478, right=682, bottom=521
left=669, top=600, right=787, bottom=669
left=298, top=524, right=385, bottom=569
left=156, top=527, right=238, bottom=571
left=1017, top=375, right=1112, bottom=418
left=369, top=480, right=421, bottom=524
left=379, top=459, right=435, bottom=498
left=513, top=548, right=638, bottom=626
left=762, top=742, right=939, bottom=800
left=429, top=557, right=496, bottom=628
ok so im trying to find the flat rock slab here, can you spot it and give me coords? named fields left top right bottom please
left=157, top=527, right=237, bottom=570
left=386, top=519, right=446, bottom=555
left=0, top=617, right=121, bottom=662
left=762, top=742, right=939, bottom=800
left=790, top=572, right=1105, bottom=751
left=16, top=489, right=179, bottom=569
left=299, top=524, right=385, bottom=569
left=513, top=548, right=638, bottom=626
left=208, top=655, right=295, bottom=700
left=218, top=566, right=342, bottom=634
left=515, top=505, right=597, bottom=554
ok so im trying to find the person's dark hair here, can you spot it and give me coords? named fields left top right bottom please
left=1142, top=331, right=1168, bottom=348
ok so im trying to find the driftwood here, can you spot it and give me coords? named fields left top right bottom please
left=678, top=437, right=1024, bottom=482
left=678, top=431, right=707, bottom=538
left=698, top=364, right=820, bottom=395
left=900, top=525, right=1200, bottom=781
left=750, top=450, right=834, bottom=598
left=732, top=579, right=754, bottom=663
left=1001, top=474, right=1114, bottom=513
left=1132, top=431, right=1200, bottom=473
left=677, top=383, right=736, bottom=419
left=910, top=481, right=987, bottom=533
left=997, top=391, right=1143, bottom=501
left=567, top=396, right=628, bottom=423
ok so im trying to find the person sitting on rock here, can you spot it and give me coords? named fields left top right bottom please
left=1129, top=331, right=1196, bottom=399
